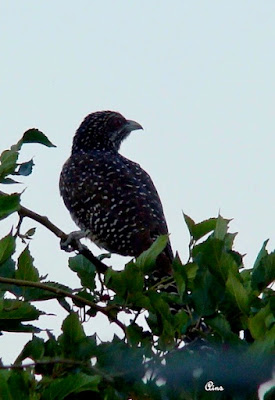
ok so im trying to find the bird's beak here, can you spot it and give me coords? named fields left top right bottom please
left=125, top=119, right=143, bottom=132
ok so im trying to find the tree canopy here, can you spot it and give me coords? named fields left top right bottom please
left=0, top=131, right=274, bottom=400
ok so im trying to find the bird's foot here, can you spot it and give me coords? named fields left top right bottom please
left=60, top=230, right=90, bottom=252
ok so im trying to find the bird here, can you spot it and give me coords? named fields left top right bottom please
left=59, top=111, right=173, bottom=273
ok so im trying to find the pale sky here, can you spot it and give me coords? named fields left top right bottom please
left=1, top=1, right=274, bottom=364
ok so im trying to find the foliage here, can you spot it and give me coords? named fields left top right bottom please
left=0, top=133, right=274, bottom=400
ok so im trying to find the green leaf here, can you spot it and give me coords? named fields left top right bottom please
left=16, top=246, right=39, bottom=282
left=136, top=235, right=169, bottom=271
left=59, top=313, right=86, bottom=358
left=20, top=129, right=56, bottom=148
left=0, top=234, right=16, bottom=264
left=192, top=267, right=224, bottom=316
left=105, top=263, right=144, bottom=298
left=185, top=262, right=198, bottom=282
left=251, top=248, right=275, bottom=292
left=1, top=177, right=20, bottom=184
left=214, top=215, right=230, bottom=240
left=0, top=320, right=40, bottom=333
left=248, top=302, right=273, bottom=339
left=69, top=254, right=96, bottom=290
left=20, top=281, right=71, bottom=302
left=249, top=324, right=275, bottom=355
left=253, top=239, right=269, bottom=270
left=183, top=213, right=195, bottom=236
left=73, top=290, right=95, bottom=307
left=173, top=310, right=189, bottom=335
left=172, top=256, right=186, bottom=299
left=205, top=315, right=239, bottom=341
left=193, top=235, right=239, bottom=283
left=0, top=299, right=42, bottom=321
left=15, top=336, right=45, bottom=364
left=0, top=257, right=15, bottom=279
left=0, top=148, right=19, bottom=181
left=127, top=323, right=144, bottom=346
left=42, top=373, right=100, bottom=400
left=0, top=193, right=20, bottom=220
left=7, top=370, right=34, bottom=400
left=0, top=370, right=12, bottom=400
left=15, top=159, right=35, bottom=176
left=225, top=271, right=250, bottom=314
left=191, top=218, right=217, bottom=241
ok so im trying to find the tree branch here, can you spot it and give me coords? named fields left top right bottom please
left=0, top=359, right=114, bottom=382
left=0, top=276, right=126, bottom=334
left=0, top=190, right=108, bottom=273
left=18, top=204, right=108, bottom=273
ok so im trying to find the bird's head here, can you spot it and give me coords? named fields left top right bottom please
left=72, top=111, right=143, bottom=153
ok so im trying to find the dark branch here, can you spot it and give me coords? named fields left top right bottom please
left=0, top=276, right=126, bottom=334
left=0, top=191, right=108, bottom=273
left=0, top=359, right=114, bottom=382
left=18, top=204, right=108, bottom=273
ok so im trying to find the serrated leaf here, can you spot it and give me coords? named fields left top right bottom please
left=0, top=299, right=42, bottom=321
left=251, top=247, right=275, bottom=292
left=193, top=235, right=238, bottom=283
left=15, top=336, right=45, bottom=364
left=21, top=129, right=56, bottom=148
left=69, top=254, right=96, bottom=290
left=22, top=281, right=71, bottom=302
left=0, top=320, right=40, bottom=333
left=127, top=323, right=144, bottom=345
left=214, top=215, right=230, bottom=240
left=0, top=234, right=16, bottom=264
left=136, top=235, right=168, bottom=271
left=16, top=246, right=39, bottom=282
left=191, top=218, right=217, bottom=241
left=225, top=271, right=249, bottom=314
left=59, top=313, right=86, bottom=356
left=105, top=263, right=144, bottom=298
left=41, top=373, right=100, bottom=400
left=0, top=193, right=20, bottom=220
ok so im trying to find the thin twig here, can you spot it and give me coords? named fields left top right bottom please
left=0, top=276, right=126, bottom=334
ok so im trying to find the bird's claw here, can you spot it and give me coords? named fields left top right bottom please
left=60, top=230, right=90, bottom=252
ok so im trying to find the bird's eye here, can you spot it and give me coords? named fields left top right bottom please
left=110, top=117, right=124, bottom=130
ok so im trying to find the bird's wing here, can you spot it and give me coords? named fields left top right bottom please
left=60, top=151, right=172, bottom=260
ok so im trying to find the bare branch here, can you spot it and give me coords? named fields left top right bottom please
left=0, top=190, right=108, bottom=273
